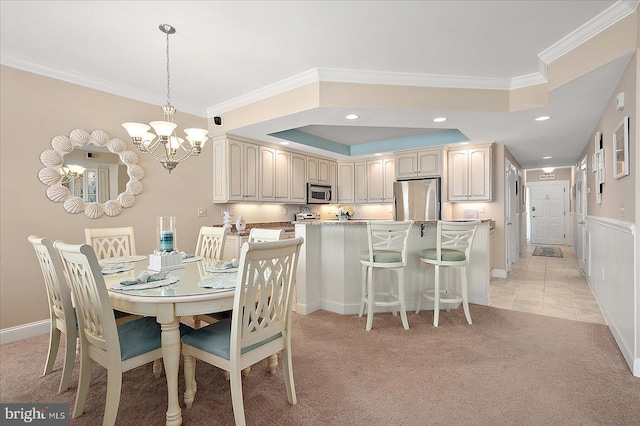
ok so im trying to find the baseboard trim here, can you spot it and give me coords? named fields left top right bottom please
left=634, top=357, right=640, bottom=378
left=0, top=319, right=49, bottom=345
left=492, top=269, right=508, bottom=278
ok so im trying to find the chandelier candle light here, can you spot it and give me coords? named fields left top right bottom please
left=122, top=24, right=209, bottom=173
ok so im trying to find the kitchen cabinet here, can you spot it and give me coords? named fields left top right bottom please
left=212, top=136, right=259, bottom=202
left=259, top=147, right=298, bottom=203
left=307, top=156, right=331, bottom=185
left=291, top=153, right=307, bottom=203
left=329, top=161, right=338, bottom=203
left=395, top=147, right=444, bottom=179
left=337, top=162, right=355, bottom=204
left=223, top=230, right=296, bottom=261
left=447, top=143, right=494, bottom=202
left=354, top=161, right=368, bottom=203
left=367, top=158, right=395, bottom=203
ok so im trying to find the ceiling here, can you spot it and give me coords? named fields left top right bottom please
left=1, top=1, right=636, bottom=169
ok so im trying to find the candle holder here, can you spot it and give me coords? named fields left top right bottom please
left=157, top=216, right=177, bottom=252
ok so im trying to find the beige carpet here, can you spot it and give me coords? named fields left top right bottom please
left=2, top=305, right=639, bottom=425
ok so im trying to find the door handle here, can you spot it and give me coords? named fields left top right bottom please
left=508, top=222, right=512, bottom=225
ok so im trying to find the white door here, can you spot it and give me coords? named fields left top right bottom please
left=530, top=181, right=567, bottom=245
left=575, top=157, right=588, bottom=272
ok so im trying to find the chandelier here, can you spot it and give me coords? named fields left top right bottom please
left=60, top=164, right=86, bottom=184
left=122, top=24, right=208, bottom=173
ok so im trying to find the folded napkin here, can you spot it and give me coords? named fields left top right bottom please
left=119, top=270, right=168, bottom=286
left=205, top=259, right=239, bottom=273
left=111, top=276, right=180, bottom=291
left=101, top=265, right=134, bottom=275
left=198, top=274, right=237, bottom=290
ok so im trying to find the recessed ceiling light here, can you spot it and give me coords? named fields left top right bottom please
left=280, top=141, right=290, bottom=145
left=535, top=116, right=551, bottom=121
left=459, top=142, right=470, bottom=145
left=542, top=167, right=555, bottom=173
left=433, top=117, right=447, bottom=123
left=374, top=153, right=382, bottom=156
left=543, top=156, right=552, bottom=159
left=345, top=114, right=359, bottom=120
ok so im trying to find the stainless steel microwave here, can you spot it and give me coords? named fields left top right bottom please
left=307, top=183, right=332, bottom=204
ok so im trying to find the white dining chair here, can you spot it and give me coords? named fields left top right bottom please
left=193, top=226, right=230, bottom=328
left=248, top=227, right=284, bottom=242
left=84, top=227, right=136, bottom=260
left=181, top=238, right=304, bottom=426
left=195, top=226, right=228, bottom=259
left=416, top=220, right=479, bottom=327
left=28, top=235, right=77, bottom=394
left=54, top=241, right=193, bottom=426
left=359, top=220, right=414, bottom=331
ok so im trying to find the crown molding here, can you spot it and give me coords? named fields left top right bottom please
left=538, top=0, right=639, bottom=67
left=315, top=67, right=512, bottom=90
left=510, top=72, right=547, bottom=90
left=1, top=53, right=207, bottom=117
left=206, top=68, right=320, bottom=116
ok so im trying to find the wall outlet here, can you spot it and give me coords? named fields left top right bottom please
left=197, top=208, right=207, bottom=217
left=601, top=268, right=605, bottom=281
left=283, top=207, right=288, bottom=215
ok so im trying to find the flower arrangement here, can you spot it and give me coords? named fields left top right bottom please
left=334, top=205, right=354, bottom=220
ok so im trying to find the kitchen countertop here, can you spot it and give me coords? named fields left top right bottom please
left=294, top=219, right=495, bottom=230
left=223, top=221, right=295, bottom=236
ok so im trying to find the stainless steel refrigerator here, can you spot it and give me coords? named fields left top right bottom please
left=393, top=178, right=441, bottom=221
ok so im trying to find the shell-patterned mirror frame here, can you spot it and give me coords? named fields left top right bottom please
left=38, top=129, right=144, bottom=219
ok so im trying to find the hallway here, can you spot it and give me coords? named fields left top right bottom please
left=489, top=245, right=606, bottom=324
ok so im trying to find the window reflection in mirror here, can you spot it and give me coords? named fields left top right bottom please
left=61, top=146, right=127, bottom=203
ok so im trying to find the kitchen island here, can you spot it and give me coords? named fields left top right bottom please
left=294, top=220, right=492, bottom=316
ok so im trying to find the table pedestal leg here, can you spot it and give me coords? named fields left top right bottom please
left=161, top=319, right=182, bottom=426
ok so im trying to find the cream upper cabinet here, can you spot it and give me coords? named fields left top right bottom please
left=307, top=156, right=319, bottom=183
left=354, top=161, right=368, bottom=204
left=290, top=153, right=307, bottom=203
left=337, top=162, right=355, bottom=204
left=447, top=143, right=494, bottom=202
left=308, top=156, right=331, bottom=185
left=329, top=161, right=338, bottom=203
left=367, top=157, right=395, bottom=203
left=212, top=136, right=259, bottom=202
left=395, top=148, right=443, bottom=179
left=260, top=147, right=292, bottom=202
left=259, top=146, right=277, bottom=202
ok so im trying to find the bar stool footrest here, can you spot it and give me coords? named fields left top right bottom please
left=423, top=289, right=463, bottom=304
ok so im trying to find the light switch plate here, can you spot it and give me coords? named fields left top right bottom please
left=616, top=92, right=624, bottom=110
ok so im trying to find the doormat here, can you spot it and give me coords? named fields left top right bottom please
left=533, top=246, right=563, bottom=258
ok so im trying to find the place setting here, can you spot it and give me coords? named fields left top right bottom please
left=110, top=270, right=180, bottom=291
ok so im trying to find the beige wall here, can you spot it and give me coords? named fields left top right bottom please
left=0, top=66, right=211, bottom=329
left=578, top=51, right=636, bottom=221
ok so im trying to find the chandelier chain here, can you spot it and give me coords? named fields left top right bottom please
left=165, top=30, right=171, bottom=106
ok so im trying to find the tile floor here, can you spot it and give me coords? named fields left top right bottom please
left=489, top=244, right=606, bottom=324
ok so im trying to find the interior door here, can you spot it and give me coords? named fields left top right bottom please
left=505, top=161, right=515, bottom=272
left=575, top=157, right=588, bottom=272
left=530, top=181, right=567, bottom=245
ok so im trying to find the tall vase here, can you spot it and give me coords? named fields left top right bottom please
left=236, top=215, right=246, bottom=232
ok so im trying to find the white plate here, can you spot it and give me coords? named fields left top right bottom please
left=100, top=255, right=147, bottom=265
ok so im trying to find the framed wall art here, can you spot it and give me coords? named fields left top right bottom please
left=613, top=116, right=629, bottom=179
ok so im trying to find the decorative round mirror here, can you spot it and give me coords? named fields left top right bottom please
left=38, top=129, right=144, bottom=219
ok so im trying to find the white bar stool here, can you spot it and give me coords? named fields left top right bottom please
left=416, top=221, right=479, bottom=327
left=359, top=220, right=414, bottom=331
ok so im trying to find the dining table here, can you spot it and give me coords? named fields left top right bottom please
left=102, top=255, right=237, bottom=426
